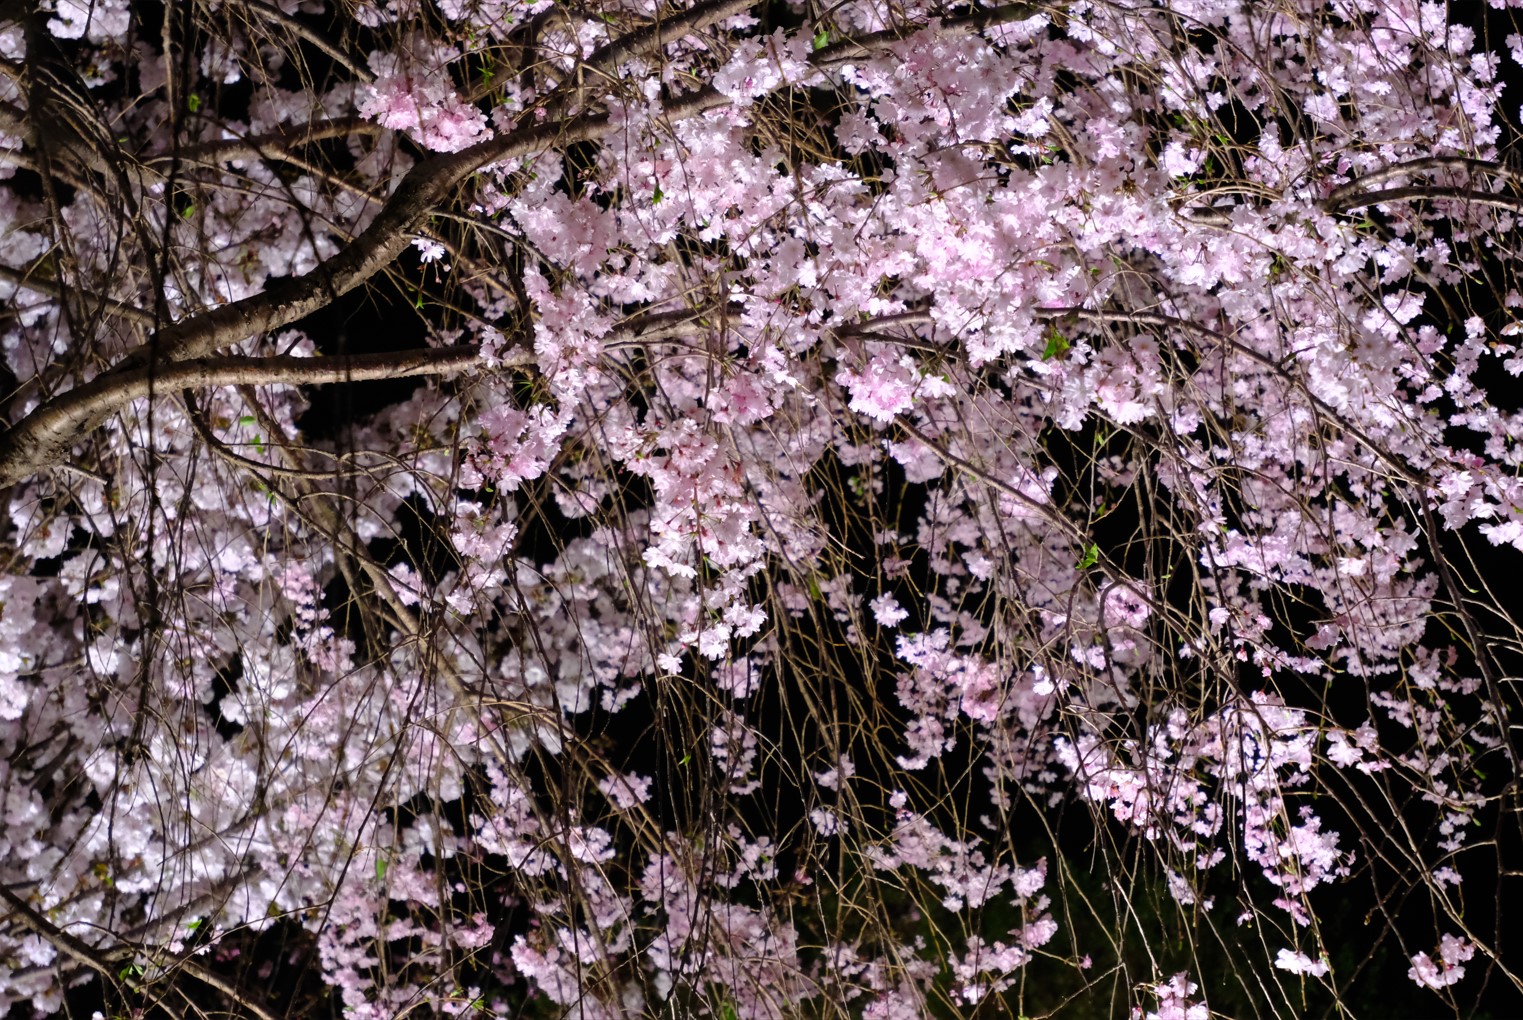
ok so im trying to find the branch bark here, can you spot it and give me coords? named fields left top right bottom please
left=0, top=347, right=481, bottom=488
left=0, top=262, right=155, bottom=325
left=158, top=115, right=379, bottom=170
left=1, top=882, right=283, bottom=1020
left=1324, top=156, right=1523, bottom=211
left=114, top=119, right=608, bottom=373
left=0, top=883, right=127, bottom=981
left=1325, top=184, right=1523, bottom=215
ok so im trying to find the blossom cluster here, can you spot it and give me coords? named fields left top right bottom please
left=1, top=0, right=1519, bottom=1016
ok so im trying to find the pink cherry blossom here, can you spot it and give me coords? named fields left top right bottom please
left=2, top=1, right=1521, bottom=1016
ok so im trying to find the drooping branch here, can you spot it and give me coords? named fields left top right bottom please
left=1034, top=304, right=1427, bottom=487
left=175, top=960, right=282, bottom=1020
left=240, top=0, right=375, bottom=84
left=538, top=0, right=761, bottom=118
left=3, top=1, right=1520, bottom=1014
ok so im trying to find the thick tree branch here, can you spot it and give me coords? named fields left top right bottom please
left=150, top=345, right=484, bottom=390
left=123, top=0, right=964, bottom=369
left=1325, top=185, right=1523, bottom=215
left=137, top=0, right=761, bottom=293
left=1324, top=156, right=1523, bottom=210
left=157, top=115, right=379, bottom=170
left=0, top=883, right=127, bottom=981
left=112, top=115, right=610, bottom=374
left=0, top=262, right=154, bottom=325
left=0, top=347, right=481, bottom=488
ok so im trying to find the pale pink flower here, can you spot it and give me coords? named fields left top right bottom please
left=870, top=593, right=909, bottom=628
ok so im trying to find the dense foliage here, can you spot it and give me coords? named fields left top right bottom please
left=3, top=0, right=1523, bottom=1016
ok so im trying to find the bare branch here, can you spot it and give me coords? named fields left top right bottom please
left=176, top=960, right=281, bottom=1020
left=241, top=0, right=375, bottom=83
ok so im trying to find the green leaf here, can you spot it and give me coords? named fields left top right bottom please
left=1042, top=327, right=1070, bottom=361
left=375, top=855, right=388, bottom=882
left=812, top=28, right=829, bottom=50
left=652, top=185, right=664, bottom=205
left=238, top=415, right=257, bottom=426
left=1076, top=542, right=1099, bottom=570
left=721, top=1003, right=740, bottom=1020
left=187, top=93, right=201, bottom=112
left=187, top=918, right=202, bottom=931
left=181, top=203, right=196, bottom=219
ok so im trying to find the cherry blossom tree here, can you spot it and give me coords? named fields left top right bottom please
left=3, top=0, right=1523, bottom=1017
